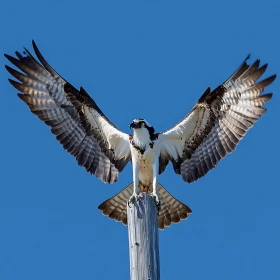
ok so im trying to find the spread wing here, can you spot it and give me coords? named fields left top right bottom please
left=5, top=41, right=131, bottom=183
left=159, top=56, right=275, bottom=183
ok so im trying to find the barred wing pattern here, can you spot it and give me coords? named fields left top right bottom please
left=98, top=182, right=192, bottom=230
left=160, top=56, right=275, bottom=183
left=5, top=41, right=131, bottom=183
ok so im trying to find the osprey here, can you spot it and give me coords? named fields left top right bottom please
left=5, top=41, right=275, bottom=229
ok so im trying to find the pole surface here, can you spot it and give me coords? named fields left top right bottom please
left=127, top=192, right=160, bottom=280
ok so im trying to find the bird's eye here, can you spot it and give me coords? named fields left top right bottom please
left=141, top=122, right=145, bottom=127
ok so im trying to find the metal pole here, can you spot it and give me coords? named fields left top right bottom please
left=127, top=192, right=160, bottom=280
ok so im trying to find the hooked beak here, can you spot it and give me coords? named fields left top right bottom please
left=130, top=122, right=141, bottom=129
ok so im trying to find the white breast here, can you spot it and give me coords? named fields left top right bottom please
left=132, top=128, right=151, bottom=150
left=131, top=139, right=160, bottom=187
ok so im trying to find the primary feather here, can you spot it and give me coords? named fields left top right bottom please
left=5, top=43, right=275, bottom=229
left=5, top=41, right=131, bottom=183
left=159, top=56, right=275, bottom=183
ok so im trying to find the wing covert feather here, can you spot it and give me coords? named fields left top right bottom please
left=5, top=41, right=131, bottom=183
left=160, top=56, right=275, bottom=183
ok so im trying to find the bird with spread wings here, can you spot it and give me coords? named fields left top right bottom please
left=5, top=41, right=275, bottom=229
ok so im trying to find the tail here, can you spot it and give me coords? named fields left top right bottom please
left=98, top=183, right=192, bottom=230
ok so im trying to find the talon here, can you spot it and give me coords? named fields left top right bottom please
left=149, top=193, right=161, bottom=212
left=128, top=193, right=139, bottom=207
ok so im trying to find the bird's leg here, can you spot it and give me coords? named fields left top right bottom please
left=150, top=161, right=161, bottom=210
left=128, top=161, right=139, bottom=207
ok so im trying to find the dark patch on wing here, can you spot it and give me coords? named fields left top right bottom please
left=64, top=83, right=130, bottom=172
left=179, top=56, right=275, bottom=182
left=5, top=41, right=130, bottom=183
left=161, top=56, right=275, bottom=183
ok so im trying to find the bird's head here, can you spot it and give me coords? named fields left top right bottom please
left=130, top=118, right=155, bottom=135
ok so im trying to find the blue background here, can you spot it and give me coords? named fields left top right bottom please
left=1, top=1, right=279, bottom=279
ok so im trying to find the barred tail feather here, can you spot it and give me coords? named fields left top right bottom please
left=98, top=183, right=192, bottom=230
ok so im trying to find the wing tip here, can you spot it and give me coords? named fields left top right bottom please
left=32, top=40, right=39, bottom=53
left=5, top=64, right=12, bottom=73
left=245, top=53, right=251, bottom=61
left=4, top=53, right=15, bottom=62
left=269, top=74, right=277, bottom=82
left=17, top=93, right=24, bottom=99
left=8, top=78, right=18, bottom=87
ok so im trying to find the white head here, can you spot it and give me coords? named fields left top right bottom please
left=130, top=119, right=155, bottom=148
left=130, top=118, right=154, bottom=133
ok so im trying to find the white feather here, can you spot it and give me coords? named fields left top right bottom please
left=132, top=127, right=151, bottom=149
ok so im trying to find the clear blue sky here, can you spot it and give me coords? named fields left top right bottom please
left=1, top=1, right=279, bottom=279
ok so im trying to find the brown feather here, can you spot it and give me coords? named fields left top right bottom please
left=98, top=182, right=192, bottom=230
left=176, top=57, right=275, bottom=183
left=5, top=41, right=130, bottom=183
